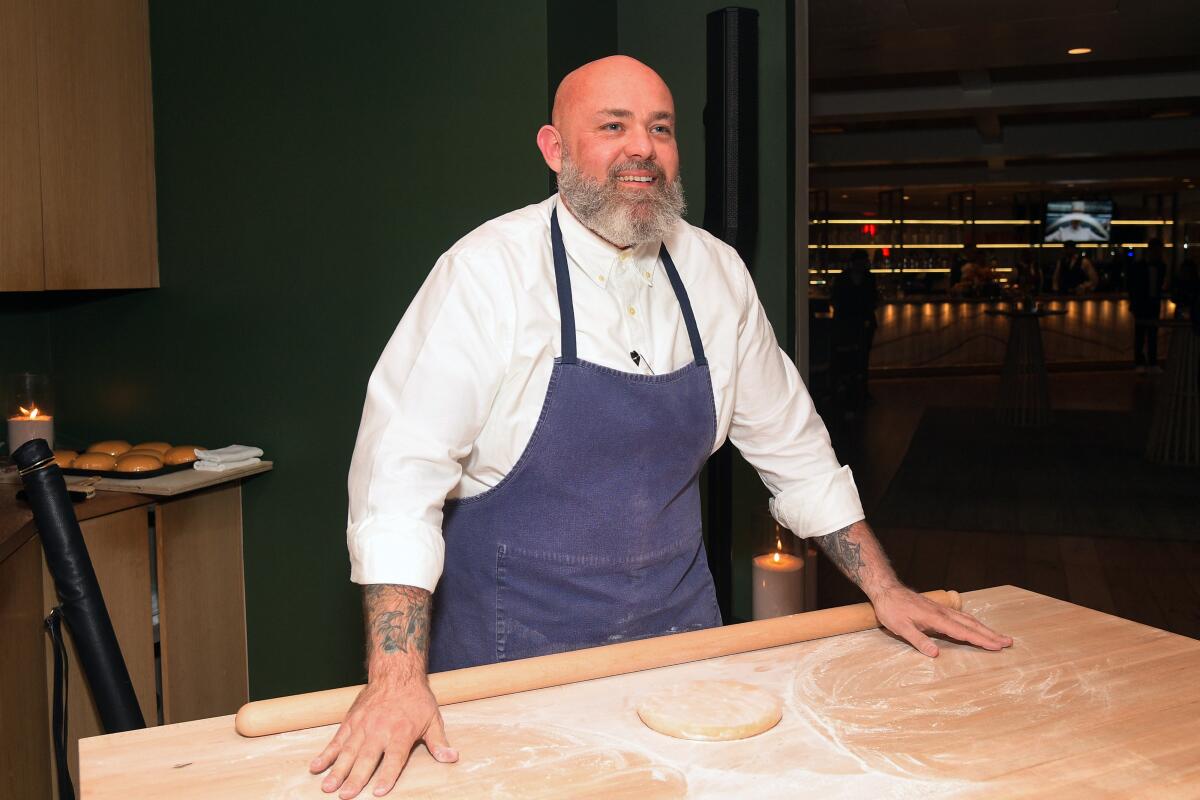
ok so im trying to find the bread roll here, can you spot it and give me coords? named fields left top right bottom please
left=73, top=452, right=118, bottom=471
left=163, top=445, right=201, bottom=465
left=116, top=453, right=163, bottom=472
left=53, top=449, right=78, bottom=468
left=86, top=440, right=132, bottom=457
left=133, top=441, right=171, bottom=455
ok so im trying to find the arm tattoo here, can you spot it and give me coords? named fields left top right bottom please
left=364, top=584, right=431, bottom=657
left=814, top=524, right=864, bottom=587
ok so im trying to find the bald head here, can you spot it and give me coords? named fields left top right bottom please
left=552, top=56, right=673, bottom=133
left=536, top=55, right=678, bottom=179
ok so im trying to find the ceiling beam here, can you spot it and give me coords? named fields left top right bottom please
left=812, top=70, right=1200, bottom=121
left=811, top=117, right=1200, bottom=165
left=810, top=155, right=1200, bottom=190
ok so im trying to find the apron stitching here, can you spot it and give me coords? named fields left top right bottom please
left=448, top=361, right=564, bottom=509
left=573, top=358, right=698, bottom=384
left=495, top=544, right=507, bottom=661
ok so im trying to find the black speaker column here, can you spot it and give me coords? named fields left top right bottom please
left=702, top=7, right=758, bottom=624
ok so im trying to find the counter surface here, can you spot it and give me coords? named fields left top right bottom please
left=80, top=586, right=1200, bottom=798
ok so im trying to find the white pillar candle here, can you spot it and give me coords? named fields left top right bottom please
left=8, top=412, right=54, bottom=454
left=751, top=551, right=805, bottom=620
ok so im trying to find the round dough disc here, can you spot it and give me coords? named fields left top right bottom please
left=636, top=680, right=782, bottom=741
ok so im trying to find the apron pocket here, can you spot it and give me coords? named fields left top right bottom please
left=494, top=538, right=719, bottom=663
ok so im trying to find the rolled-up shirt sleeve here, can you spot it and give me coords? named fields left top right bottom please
left=347, top=250, right=510, bottom=590
left=726, top=266, right=865, bottom=539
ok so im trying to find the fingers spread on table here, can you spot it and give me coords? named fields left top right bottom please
left=371, top=748, right=413, bottom=797
left=920, top=606, right=1013, bottom=651
left=955, top=611, right=1013, bottom=648
left=322, top=742, right=361, bottom=794
left=338, top=740, right=386, bottom=800
left=896, top=623, right=940, bottom=657
left=424, top=711, right=459, bottom=763
left=311, top=730, right=345, bottom=774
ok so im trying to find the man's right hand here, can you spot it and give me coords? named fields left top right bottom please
left=309, top=585, right=458, bottom=798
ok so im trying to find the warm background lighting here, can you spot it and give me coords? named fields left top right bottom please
left=1067, top=47, right=1092, bottom=55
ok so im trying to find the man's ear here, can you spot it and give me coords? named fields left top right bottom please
left=536, top=125, right=563, bottom=173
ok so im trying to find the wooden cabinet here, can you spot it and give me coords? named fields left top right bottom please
left=0, top=0, right=158, bottom=292
left=0, top=484, right=249, bottom=797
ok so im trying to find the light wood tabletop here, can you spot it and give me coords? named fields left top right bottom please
left=80, top=586, right=1200, bottom=798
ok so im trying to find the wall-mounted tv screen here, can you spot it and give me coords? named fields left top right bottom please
left=1044, top=200, right=1112, bottom=243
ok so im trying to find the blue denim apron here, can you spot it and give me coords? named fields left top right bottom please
left=429, top=207, right=721, bottom=671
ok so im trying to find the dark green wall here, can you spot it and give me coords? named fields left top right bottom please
left=3, top=2, right=550, bottom=699
left=1, top=1, right=794, bottom=695
left=0, top=298, right=51, bottom=382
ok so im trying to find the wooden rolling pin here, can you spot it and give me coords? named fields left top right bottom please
left=236, top=589, right=960, bottom=737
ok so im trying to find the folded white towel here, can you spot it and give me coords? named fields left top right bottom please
left=194, top=457, right=262, bottom=472
left=194, top=445, right=264, bottom=464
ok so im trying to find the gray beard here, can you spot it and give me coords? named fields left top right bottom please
left=556, top=154, right=686, bottom=247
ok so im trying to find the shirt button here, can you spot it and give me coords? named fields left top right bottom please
left=628, top=306, right=636, bottom=316
left=619, top=251, right=630, bottom=261
left=598, top=275, right=605, bottom=282
left=644, top=271, right=651, bottom=279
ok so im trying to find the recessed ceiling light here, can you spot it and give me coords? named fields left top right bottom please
left=1067, top=47, right=1092, bottom=55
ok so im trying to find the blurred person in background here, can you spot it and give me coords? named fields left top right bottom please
left=1015, top=250, right=1042, bottom=305
left=1128, top=238, right=1168, bottom=372
left=1052, top=242, right=1098, bottom=295
left=831, top=250, right=879, bottom=408
left=953, top=245, right=997, bottom=297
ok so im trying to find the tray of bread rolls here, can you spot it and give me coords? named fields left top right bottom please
left=55, top=440, right=205, bottom=480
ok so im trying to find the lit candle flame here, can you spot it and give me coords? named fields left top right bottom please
left=18, top=405, right=42, bottom=419
left=772, top=551, right=781, bottom=564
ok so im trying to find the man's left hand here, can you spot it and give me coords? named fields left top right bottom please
left=868, top=584, right=1014, bottom=657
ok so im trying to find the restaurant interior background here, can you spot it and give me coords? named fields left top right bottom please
left=1, top=0, right=1196, bottom=704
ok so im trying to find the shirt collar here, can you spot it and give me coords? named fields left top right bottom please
left=554, top=195, right=658, bottom=288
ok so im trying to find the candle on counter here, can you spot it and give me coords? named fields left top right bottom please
left=7, top=404, right=54, bottom=455
left=752, top=543, right=805, bottom=620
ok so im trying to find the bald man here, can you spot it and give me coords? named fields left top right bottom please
left=316, top=56, right=1011, bottom=797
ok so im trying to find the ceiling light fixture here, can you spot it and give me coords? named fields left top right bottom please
left=1067, top=47, right=1092, bottom=55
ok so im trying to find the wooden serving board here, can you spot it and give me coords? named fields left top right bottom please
left=0, top=460, right=272, bottom=496
left=80, top=586, right=1200, bottom=798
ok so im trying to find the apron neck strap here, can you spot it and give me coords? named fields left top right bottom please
left=550, top=205, right=707, bottom=368
left=658, top=244, right=707, bottom=367
left=550, top=207, right=578, bottom=364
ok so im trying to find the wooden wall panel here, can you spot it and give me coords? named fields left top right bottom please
left=157, top=485, right=249, bottom=724
left=36, top=0, right=158, bottom=290
left=0, top=536, right=53, bottom=799
left=0, top=0, right=45, bottom=291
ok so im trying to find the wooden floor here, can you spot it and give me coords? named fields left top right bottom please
left=817, top=370, right=1200, bottom=640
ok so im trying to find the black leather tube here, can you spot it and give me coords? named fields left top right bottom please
left=14, top=438, right=146, bottom=733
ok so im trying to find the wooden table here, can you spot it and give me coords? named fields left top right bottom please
left=80, top=586, right=1200, bottom=798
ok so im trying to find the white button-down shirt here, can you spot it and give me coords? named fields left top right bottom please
left=348, top=195, right=863, bottom=590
